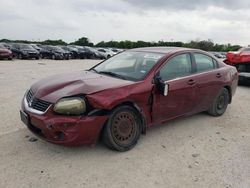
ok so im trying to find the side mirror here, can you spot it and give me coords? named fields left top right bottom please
left=154, top=75, right=169, bottom=96
left=159, top=80, right=169, bottom=96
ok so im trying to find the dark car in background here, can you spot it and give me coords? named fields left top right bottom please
left=39, top=45, right=70, bottom=60
left=30, top=44, right=42, bottom=52
left=0, top=44, right=13, bottom=60
left=20, top=47, right=238, bottom=151
left=10, top=43, right=40, bottom=59
left=68, top=45, right=91, bottom=59
left=60, top=46, right=78, bottom=59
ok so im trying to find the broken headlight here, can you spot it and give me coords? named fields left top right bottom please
left=53, top=97, right=86, bottom=115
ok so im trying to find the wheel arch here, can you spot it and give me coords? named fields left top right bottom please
left=95, top=101, right=147, bottom=139
left=113, top=101, right=147, bottom=134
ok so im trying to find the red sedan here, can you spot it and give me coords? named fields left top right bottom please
left=0, top=44, right=12, bottom=60
left=20, top=47, right=238, bottom=151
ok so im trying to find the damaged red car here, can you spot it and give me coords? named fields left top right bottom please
left=20, top=47, right=238, bottom=151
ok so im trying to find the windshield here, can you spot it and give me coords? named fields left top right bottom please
left=47, top=46, right=65, bottom=52
left=19, top=44, right=34, bottom=50
left=92, top=51, right=164, bottom=81
left=0, top=44, right=6, bottom=49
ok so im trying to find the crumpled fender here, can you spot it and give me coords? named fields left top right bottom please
left=86, top=86, right=132, bottom=110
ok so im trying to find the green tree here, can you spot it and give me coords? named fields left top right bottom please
left=70, top=37, right=93, bottom=46
left=42, top=39, right=67, bottom=46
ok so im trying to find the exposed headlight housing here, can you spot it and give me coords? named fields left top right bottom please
left=53, top=97, right=86, bottom=115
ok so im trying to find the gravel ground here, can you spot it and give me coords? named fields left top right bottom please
left=0, top=59, right=249, bottom=188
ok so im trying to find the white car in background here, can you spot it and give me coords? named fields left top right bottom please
left=97, top=48, right=116, bottom=59
left=108, top=48, right=124, bottom=54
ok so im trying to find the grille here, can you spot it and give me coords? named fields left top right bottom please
left=26, top=90, right=51, bottom=112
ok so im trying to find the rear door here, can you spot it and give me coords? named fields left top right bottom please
left=191, top=53, right=223, bottom=112
left=153, top=53, right=198, bottom=123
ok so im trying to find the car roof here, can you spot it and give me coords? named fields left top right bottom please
left=130, top=47, right=199, bottom=54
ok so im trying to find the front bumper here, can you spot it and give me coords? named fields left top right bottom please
left=22, top=53, right=40, bottom=59
left=0, top=53, right=12, bottom=59
left=54, top=54, right=64, bottom=60
left=21, top=97, right=108, bottom=146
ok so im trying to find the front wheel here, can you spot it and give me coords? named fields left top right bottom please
left=208, top=88, right=229, bottom=117
left=102, top=106, right=141, bottom=152
left=18, top=53, right=23, bottom=59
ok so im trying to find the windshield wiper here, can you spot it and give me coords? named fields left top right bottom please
left=98, top=71, right=127, bottom=80
left=89, top=68, right=99, bottom=73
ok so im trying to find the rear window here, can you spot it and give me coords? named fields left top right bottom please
left=194, top=53, right=216, bottom=73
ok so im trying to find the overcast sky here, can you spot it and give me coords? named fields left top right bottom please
left=1, top=0, right=250, bottom=45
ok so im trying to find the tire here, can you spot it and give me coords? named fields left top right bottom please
left=102, top=106, right=141, bottom=152
left=107, top=55, right=111, bottom=59
left=208, top=88, right=229, bottom=117
left=18, top=54, right=23, bottom=59
left=51, top=54, right=56, bottom=60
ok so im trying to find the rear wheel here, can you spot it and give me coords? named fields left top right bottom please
left=102, top=106, right=141, bottom=151
left=208, top=88, right=229, bottom=116
left=51, top=54, right=56, bottom=60
left=18, top=54, right=23, bottom=59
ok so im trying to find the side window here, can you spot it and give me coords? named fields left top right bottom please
left=160, top=54, right=192, bottom=81
left=194, top=53, right=215, bottom=73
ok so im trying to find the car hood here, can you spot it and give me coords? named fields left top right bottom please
left=31, top=71, right=134, bottom=103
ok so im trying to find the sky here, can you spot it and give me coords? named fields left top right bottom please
left=0, top=0, right=250, bottom=45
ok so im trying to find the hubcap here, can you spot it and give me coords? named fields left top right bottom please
left=217, top=95, right=225, bottom=110
left=111, top=112, right=137, bottom=145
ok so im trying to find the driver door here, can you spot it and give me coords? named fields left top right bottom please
left=153, top=53, right=198, bottom=123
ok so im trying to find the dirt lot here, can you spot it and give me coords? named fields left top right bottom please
left=0, top=59, right=249, bottom=188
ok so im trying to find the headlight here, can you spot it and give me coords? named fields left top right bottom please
left=53, top=97, right=86, bottom=115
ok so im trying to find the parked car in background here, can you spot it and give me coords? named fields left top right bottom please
left=225, top=47, right=250, bottom=65
left=108, top=48, right=124, bottom=54
left=10, top=43, right=40, bottom=59
left=68, top=45, right=90, bottom=59
left=97, top=48, right=116, bottom=59
left=0, top=44, right=13, bottom=60
left=20, top=47, right=238, bottom=151
left=0, top=42, right=11, bottom=50
left=210, top=52, right=226, bottom=59
left=39, top=45, right=70, bottom=60
left=224, top=47, right=250, bottom=84
left=30, top=44, right=42, bottom=52
left=84, top=46, right=106, bottom=59
left=60, top=46, right=79, bottom=59
left=91, top=48, right=106, bottom=59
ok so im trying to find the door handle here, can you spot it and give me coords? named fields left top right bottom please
left=187, top=79, right=196, bottom=85
left=216, top=73, right=222, bottom=78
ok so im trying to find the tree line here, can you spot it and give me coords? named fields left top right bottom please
left=0, top=37, right=242, bottom=52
